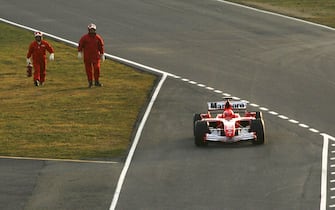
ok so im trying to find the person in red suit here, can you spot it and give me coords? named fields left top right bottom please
left=78, top=23, right=105, bottom=88
left=26, top=31, right=55, bottom=86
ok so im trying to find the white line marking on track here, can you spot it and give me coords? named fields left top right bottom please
left=250, top=103, right=259, bottom=107
left=289, top=119, right=299, bottom=124
left=0, top=156, right=117, bottom=164
left=259, top=107, right=269, bottom=111
left=321, top=134, right=330, bottom=210
left=269, top=111, right=278, bottom=115
left=310, top=128, right=320, bottom=133
left=278, top=115, right=289, bottom=120
left=109, top=74, right=168, bottom=210
left=299, top=123, right=309, bottom=128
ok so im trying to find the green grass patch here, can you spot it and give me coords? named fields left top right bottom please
left=227, top=0, right=335, bottom=28
left=0, top=22, right=156, bottom=160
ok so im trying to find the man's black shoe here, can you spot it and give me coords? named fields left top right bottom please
left=95, top=81, right=103, bottom=87
left=34, top=80, right=40, bottom=87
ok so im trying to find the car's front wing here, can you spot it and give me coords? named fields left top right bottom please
left=205, top=131, right=255, bottom=143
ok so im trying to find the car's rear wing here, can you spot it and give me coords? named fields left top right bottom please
left=207, top=100, right=247, bottom=111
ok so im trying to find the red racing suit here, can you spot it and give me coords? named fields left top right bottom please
left=78, top=33, right=104, bottom=82
left=26, top=40, right=54, bottom=83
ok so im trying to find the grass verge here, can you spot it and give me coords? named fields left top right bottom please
left=0, top=22, right=156, bottom=160
left=227, top=0, right=335, bottom=28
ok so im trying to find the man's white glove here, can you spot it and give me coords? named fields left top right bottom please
left=78, top=52, right=82, bottom=59
left=100, top=53, right=105, bottom=62
left=26, top=58, right=31, bottom=65
left=49, top=53, right=54, bottom=61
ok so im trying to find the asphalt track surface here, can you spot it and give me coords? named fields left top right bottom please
left=1, top=0, right=335, bottom=209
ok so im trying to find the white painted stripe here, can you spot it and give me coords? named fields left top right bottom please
left=0, top=156, right=117, bottom=164
left=269, top=111, right=278, bottom=115
left=322, top=134, right=335, bottom=210
left=278, top=115, right=289, bottom=120
left=206, top=86, right=214, bottom=90
left=299, top=124, right=309, bottom=128
left=197, top=84, right=206, bottom=87
left=214, top=90, right=222, bottom=93
left=309, top=128, right=320, bottom=133
left=289, top=119, right=299, bottom=124
left=250, top=103, right=259, bottom=107
left=259, top=107, right=269, bottom=111
left=110, top=74, right=168, bottom=210
left=0, top=18, right=77, bottom=46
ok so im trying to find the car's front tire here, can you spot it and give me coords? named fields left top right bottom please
left=193, top=113, right=201, bottom=136
left=194, top=121, right=209, bottom=147
left=250, top=119, right=265, bottom=145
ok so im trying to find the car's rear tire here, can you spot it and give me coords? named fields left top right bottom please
left=250, top=119, right=265, bottom=145
left=194, top=121, right=209, bottom=147
left=193, top=113, right=202, bottom=136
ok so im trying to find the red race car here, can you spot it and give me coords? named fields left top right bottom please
left=193, top=98, right=265, bottom=147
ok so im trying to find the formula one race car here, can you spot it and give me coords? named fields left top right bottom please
left=193, top=98, right=265, bottom=147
